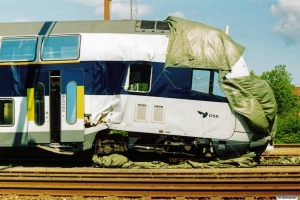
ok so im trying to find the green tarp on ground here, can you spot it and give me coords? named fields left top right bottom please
left=92, top=153, right=258, bottom=169
left=164, top=16, right=277, bottom=137
left=260, top=156, right=300, bottom=165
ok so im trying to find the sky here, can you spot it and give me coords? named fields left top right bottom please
left=0, top=0, right=300, bottom=85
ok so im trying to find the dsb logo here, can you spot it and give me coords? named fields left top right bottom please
left=209, top=114, right=219, bottom=118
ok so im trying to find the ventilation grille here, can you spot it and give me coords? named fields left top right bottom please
left=152, top=105, right=164, bottom=123
left=135, top=104, right=147, bottom=121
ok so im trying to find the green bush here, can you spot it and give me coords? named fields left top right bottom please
left=274, top=112, right=300, bottom=144
left=252, top=65, right=300, bottom=144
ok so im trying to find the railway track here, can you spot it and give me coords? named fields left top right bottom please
left=0, top=144, right=299, bottom=199
left=0, top=167, right=299, bottom=199
left=261, top=144, right=300, bottom=160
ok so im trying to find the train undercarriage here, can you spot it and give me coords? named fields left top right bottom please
left=93, top=132, right=271, bottom=160
left=95, top=134, right=211, bottom=158
left=35, top=129, right=266, bottom=160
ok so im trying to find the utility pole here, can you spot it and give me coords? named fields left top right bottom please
left=104, top=0, right=112, bottom=20
left=130, top=0, right=138, bottom=20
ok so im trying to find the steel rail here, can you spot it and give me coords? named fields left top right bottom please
left=0, top=178, right=299, bottom=197
left=1, top=172, right=300, bottom=179
left=1, top=167, right=300, bottom=175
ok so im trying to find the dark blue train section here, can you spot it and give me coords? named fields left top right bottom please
left=1, top=62, right=228, bottom=102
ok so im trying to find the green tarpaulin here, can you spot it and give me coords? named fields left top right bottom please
left=220, top=76, right=277, bottom=137
left=92, top=153, right=258, bottom=168
left=164, top=16, right=277, bottom=137
left=260, top=156, right=300, bottom=165
left=165, top=16, right=245, bottom=78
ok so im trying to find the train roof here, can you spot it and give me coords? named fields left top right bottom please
left=0, top=20, right=170, bottom=36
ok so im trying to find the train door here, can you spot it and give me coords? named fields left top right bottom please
left=27, top=69, right=84, bottom=144
left=60, top=69, right=84, bottom=142
left=27, top=71, right=51, bottom=143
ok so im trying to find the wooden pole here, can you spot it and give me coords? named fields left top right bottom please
left=104, top=0, right=111, bottom=20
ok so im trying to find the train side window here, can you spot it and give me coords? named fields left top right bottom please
left=191, top=69, right=226, bottom=97
left=124, top=64, right=152, bottom=92
left=0, top=99, right=14, bottom=126
left=212, top=70, right=226, bottom=97
left=66, top=81, right=77, bottom=125
left=41, top=35, right=80, bottom=61
left=34, top=83, right=45, bottom=126
left=192, top=69, right=210, bottom=93
left=0, top=37, right=37, bottom=61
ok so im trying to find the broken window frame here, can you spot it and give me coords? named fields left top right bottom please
left=124, top=63, right=152, bottom=93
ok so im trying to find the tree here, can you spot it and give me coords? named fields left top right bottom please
left=258, top=65, right=300, bottom=143
left=260, top=65, right=300, bottom=114
left=249, top=70, right=259, bottom=78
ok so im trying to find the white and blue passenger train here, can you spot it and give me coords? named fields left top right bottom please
left=0, top=17, right=276, bottom=159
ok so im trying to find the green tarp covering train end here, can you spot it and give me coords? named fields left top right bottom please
left=165, top=16, right=277, bottom=137
left=93, top=153, right=258, bottom=168
left=220, top=76, right=277, bottom=137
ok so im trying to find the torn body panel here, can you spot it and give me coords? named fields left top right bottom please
left=103, top=95, right=235, bottom=140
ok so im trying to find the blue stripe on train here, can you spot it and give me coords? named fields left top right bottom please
left=0, top=61, right=227, bottom=103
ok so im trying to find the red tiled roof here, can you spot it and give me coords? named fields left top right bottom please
left=296, top=87, right=300, bottom=96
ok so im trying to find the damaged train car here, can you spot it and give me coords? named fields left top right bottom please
left=0, top=16, right=277, bottom=159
